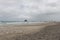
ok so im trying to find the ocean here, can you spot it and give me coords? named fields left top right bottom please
left=0, top=21, right=46, bottom=25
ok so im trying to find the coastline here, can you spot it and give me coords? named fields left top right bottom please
left=0, top=22, right=58, bottom=40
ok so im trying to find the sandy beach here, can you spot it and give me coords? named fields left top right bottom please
left=0, top=22, right=58, bottom=40
left=0, top=22, right=47, bottom=35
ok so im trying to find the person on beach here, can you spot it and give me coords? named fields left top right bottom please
left=24, top=19, right=28, bottom=24
left=24, top=19, right=27, bottom=22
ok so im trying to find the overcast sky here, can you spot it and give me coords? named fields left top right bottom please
left=0, top=0, right=60, bottom=21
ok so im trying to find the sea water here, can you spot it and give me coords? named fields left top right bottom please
left=0, top=21, right=46, bottom=25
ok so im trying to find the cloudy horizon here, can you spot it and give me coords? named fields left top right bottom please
left=0, top=0, right=60, bottom=21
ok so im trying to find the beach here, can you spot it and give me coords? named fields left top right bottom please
left=0, top=22, right=48, bottom=35
left=0, top=22, right=58, bottom=40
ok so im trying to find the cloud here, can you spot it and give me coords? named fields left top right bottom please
left=0, top=0, right=60, bottom=21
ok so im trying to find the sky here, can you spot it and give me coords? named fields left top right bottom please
left=0, top=0, right=60, bottom=21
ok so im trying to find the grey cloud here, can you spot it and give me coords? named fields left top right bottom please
left=0, top=0, right=59, bottom=21
left=47, top=3, right=57, bottom=7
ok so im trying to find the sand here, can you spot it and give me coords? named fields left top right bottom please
left=0, top=22, right=58, bottom=40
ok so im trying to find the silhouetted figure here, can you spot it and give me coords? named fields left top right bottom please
left=24, top=19, right=27, bottom=22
